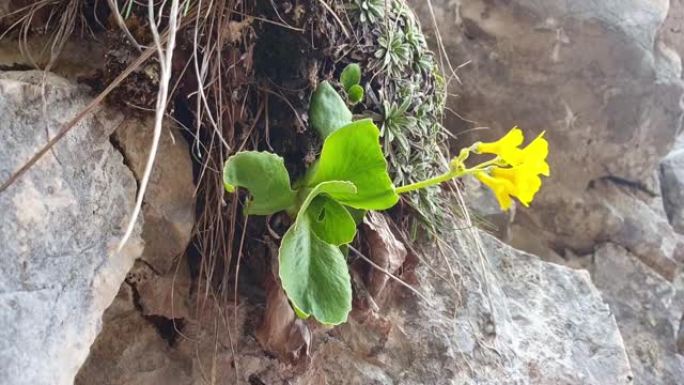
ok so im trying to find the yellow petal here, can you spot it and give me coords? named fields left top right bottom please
left=523, top=132, right=548, bottom=159
left=491, top=166, right=542, bottom=207
left=476, top=127, right=524, bottom=156
left=516, top=173, right=542, bottom=206
left=521, top=132, right=549, bottom=169
left=501, top=131, right=549, bottom=167
left=476, top=172, right=514, bottom=211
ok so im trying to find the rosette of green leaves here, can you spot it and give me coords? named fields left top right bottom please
left=223, top=67, right=397, bottom=325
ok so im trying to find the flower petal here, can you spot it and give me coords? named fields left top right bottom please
left=476, top=127, right=524, bottom=156
left=476, top=172, right=514, bottom=211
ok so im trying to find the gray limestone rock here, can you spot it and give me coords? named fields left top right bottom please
left=0, top=71, right=143, bottom=385
left=591, top=243, right=684, bottom=385
left=661, top=144, right=684, bottom=235
left=74, top=229, right=632, bottom=385
left=410, top=0, right=684, bottom=258
left=112, top=114, right=195, bottom=275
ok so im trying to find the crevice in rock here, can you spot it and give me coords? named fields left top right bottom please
left=0, top=63, right=34, bottom=71
left=137, top=257, right=162, bottom=277
left=144, top=315, right=185, bottom=347
left=248, top=374, right=268, bottom=385
left=108, top=131, right=140, bottom=191
left=127, top=279, right=185, bottom=347
left=594, top=175, right=658, bottom=197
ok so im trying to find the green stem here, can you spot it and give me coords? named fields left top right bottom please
left=395, top=157, right=499, bottom=194
left=395, top=172, right=457, bottom=194
left=474, top=157, right=501, bottom=169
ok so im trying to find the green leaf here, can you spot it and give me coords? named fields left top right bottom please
left=348, top=84, right=364, bottom=104
left=306, top=196, right=357, bottom=245
left=346, top=207, right=367, bottom=225
left=223, top=151, right=296, bottom=215
left=279, top=214, right=352, bottom=325
left=295, top=181, right=357, bottom=225
left=293, top=180, right=357, bottom=245
left=309, top=81, right=352, bottom=139
left=340, top=63, right=361, bottom=91
left=308, top=119, right=399, bottom=210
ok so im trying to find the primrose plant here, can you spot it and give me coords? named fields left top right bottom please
left=223, top=64, right=550, bottom=325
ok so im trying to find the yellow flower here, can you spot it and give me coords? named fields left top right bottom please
left=523, top=132, right=550, bottom=176
left=475, top=129, right=550, bottom=210
left=501, top=131, right=550, bottom=175
left=476, top=171, right=516, bottom=210
left=475, top=126, right=524, bottom=160
left=491, top=165, right=542, bottom=207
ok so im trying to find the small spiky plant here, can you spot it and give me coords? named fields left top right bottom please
left=334, top=0, right=450, bottom=233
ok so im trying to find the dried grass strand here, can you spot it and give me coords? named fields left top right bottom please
left=117, top=0, right=183, bottom=251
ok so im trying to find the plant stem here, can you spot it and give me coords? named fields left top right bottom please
left=473, top=157, right=501, bottom=169
left=394, top=156, right=500, bottom=194
left=395, top=172, right=455, bottom=194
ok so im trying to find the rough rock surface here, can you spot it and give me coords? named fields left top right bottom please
left=678, top=314, right=684, bottom=355
left=661, top=0, right=684, bottom=62
left=660, top=136, right=684, bottom=235
left=73, top=228, right=631, bottom=384
left=77, top=115, right=196, bottom=382
left=409, top=0, right=684, bottom=382
left=410, top=0, right=684, bottom=258
left=591, top=243, right=684, bottom=385
left=0, top=37, right=106, bottom=80
left=586, top=180, right=683, bottom=280
left=0, top=71, right=143, bottom=385
left=75, top=285, right=194, bottom=385
left=113, top=115, right=195, bottom=274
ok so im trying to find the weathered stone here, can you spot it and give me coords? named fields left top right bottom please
left=506, top=177, right=683, bottom=280
left=661, top=0, right=684, bottom=62
left=677, top=314, right=684, bottom=355
left=411, top=0, right=684, bottom=381
left=78, top=286, right=247, bottom=385
left=113, top=114, right=195, bottom=274
left=75, top=285, right=193, bottom=385
left=74, top=227, right=632, bottom=384
left=0, top=36, right=106, bottom=80
left=660, top=141, right=684, bottom=235
left=251, top=231, right=632, bottom=384
left=410, top=0, right=684, bottom=256
left=0, top=71, right=143, bottom=385
left=593, top=180, right=682, bottom=281
left=591, top=243, right=684, bottom=385
left=130, top=261, right=192, bottom=320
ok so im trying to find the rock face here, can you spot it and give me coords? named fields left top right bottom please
left=410, top=0, right=684, bottom=259
left=409, top=0, right=684, bottom=382
left=72, top=227, right=632, bottom=385
left=661, top=0, right=684, bottom=63
left=584, top=180, right=683, bottom=280
left=0, top=71, right=143, bottom=385
left=314, top=233, right=631, bottom=385
left=75, top=285, right=194, bottom=385
left=591, top=243, right=684, bottom=385
left=113, top=115, right=196, bottom=275
left=76, top=105, right=196, bottom=385
left=660, top=136, right=684, bottom=235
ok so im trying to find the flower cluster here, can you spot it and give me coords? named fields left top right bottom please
left=473, top=127, right=550, bottom=210
left=395, top=126, right=549, bottom=211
